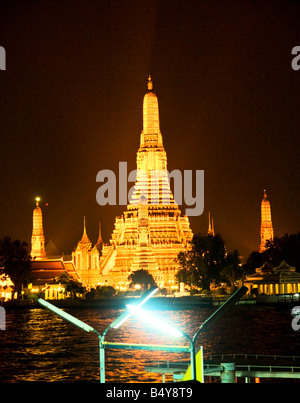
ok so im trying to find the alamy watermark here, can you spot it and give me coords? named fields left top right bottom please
left=291, top=46, right=300, bottom=71
left=291, top=306, right=300, bottom=331
left=0, top=46, right=6, bottom=70
left=96, top=162, right=204, bottom=216
left=0, top=306, right=5, bottom=330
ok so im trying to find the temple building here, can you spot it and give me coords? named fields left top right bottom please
left=259, top=190, right=274, bottom=252
left=29, top=197, right=82, bottom=299
left=31, top=197, right=47, bottom=260
left=72, top=218, right=103, bottom=288
left=30, top=259, right=81, bottom=300
left=207, top=212, right=215, bottom=236
left=100, top=77, right=193, bottom=289
left=245, top=261, right=300, bottom=299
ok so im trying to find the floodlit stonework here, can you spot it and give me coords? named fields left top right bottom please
left=72, top=218, right=103, bottom=287
left=31, top=197, right=47, bottom=260
left=259, top=190, right=274, bottom=252
left=100, top=77, right=193, bottom=289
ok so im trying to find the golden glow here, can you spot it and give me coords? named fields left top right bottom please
left=71, top=217, right=101, bottom=288
left=99, top=78, right=193, bottom=289
left=31, top=198, right=47, bottom=260
left=207, top=212, right=215, bottom=236
left=245, top=261, right=300, bottom=296
left=259, top=190, right=274, bottom=252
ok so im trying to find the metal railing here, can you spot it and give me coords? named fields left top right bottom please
left=205, top=353, right=300, bottom=362
left=145, top=354, right=300, bottom=381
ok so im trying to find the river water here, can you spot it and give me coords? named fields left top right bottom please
left=0, top=304, right=299, bottom=382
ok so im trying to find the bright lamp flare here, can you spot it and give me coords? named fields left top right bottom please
left=110, top=286, right=159, bottom=329
left=126, top=304, right=183, bottom=338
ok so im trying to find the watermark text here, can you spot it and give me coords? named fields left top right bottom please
left=96, top=162, right=204, bottom=217
left=291, top=46, right=300, bottom=71
left=0, top=46, right=6, bottom=70
left=291, top=306, right=300, bottom=331
left=0, top=306, right=5, bottom=330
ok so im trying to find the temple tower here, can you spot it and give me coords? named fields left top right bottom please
left=72, top=217, right=101, bottom=287
left=207, top=212, right=215, bottom=236
left=31, top=197, right=47, bottom=260
left=100, top=77, right=193, bottom=289
left=260, top=190, right=274, bottom=252
left=95, top=221, right=103, bottom=252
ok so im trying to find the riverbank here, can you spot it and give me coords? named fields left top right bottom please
left=2, top=295, right=257, bottom=310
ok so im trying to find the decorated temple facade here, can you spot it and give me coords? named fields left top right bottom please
left=100, top=77, right=193, bottom=289
left=72, top=218, right=103, bottom=288
left=259, top=190, right=274, bottom=252
left=31, top=197, right=47, bottom=260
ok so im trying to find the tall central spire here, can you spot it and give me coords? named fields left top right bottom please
left=100, top=77, right=193, bottom=290
left=31, top=197, right=47, bottom=260
left=130, top=77, right=171, bottom=205
left=140, top=76, right=163, bottom=149
left=260, top=190, right=274, bottom=252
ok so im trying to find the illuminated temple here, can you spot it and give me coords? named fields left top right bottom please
left=31, top=197, right=47, bottom=260
left=100, top=77, right=193, bottom=289
left=72, top=218, right=103, bottom=287
left=259, top=190, right=274, bottom=252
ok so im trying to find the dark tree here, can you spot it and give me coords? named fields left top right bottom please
left=55, top=271, right=86, bottom=299
left=95, top=285, right=116, bottom=298
left=0, top=237, right=32, bottom=298
left=221, top=249, right=242, bottom=288
left=242, top=251, right=264, bottom=276
left=264, top=233, right=300, bottom=272
left=176, top=233, right=229, bottom=291
left=127, top=269, right=156, bottom=291
left=243, top=233, right=300, bottom=274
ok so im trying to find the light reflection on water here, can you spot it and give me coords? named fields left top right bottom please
left=0, top=305, right=299, bottom=382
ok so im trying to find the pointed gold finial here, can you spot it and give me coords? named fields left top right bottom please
left=80, top=216, right=91, bottom=244
left=96, top=221, right=103, bottom=245
left=35, top=197, right=40, bottom=207
left=263, top=189, right=267, bottom=199
left=83, top=216, right=87, bottom=235
left=147, top=75, right=153, bottom=91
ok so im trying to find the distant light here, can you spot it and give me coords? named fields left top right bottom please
left=37, top=298, right=96, bottom=333
left=126, top=304, right=183, bottom=338
left=35, top=197, right=40, bottom=202
left=45, top=203, right=48, bottom=206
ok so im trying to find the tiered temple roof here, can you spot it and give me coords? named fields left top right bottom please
left=100, top=77, right=193, bottom=288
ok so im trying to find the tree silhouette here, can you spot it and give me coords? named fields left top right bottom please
left=176, top=233, right=239, bottom=291
left=0, top=237, right=32, bottom=298
left=127, top=269, right=156, bottom=291
left=221, top=249, right=242, bottom=288
left=264, top=233, right=300, bottom=271
left=243, top=233, right=300, bottom=274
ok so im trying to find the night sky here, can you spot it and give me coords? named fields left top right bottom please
left=0, top=0, right=299, bottom=259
